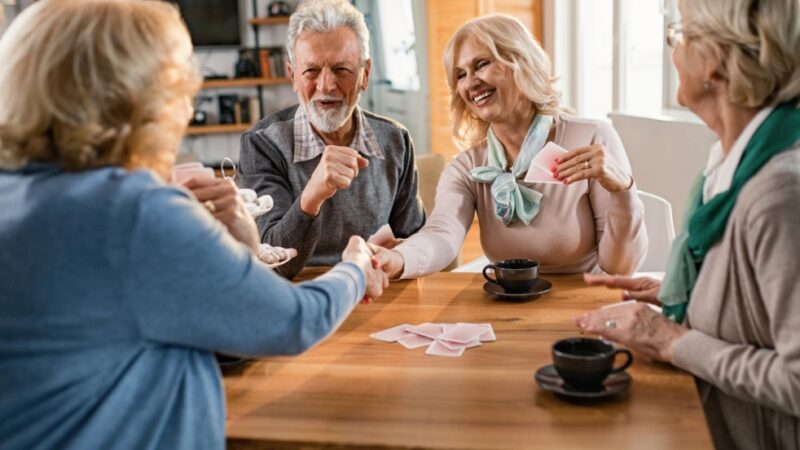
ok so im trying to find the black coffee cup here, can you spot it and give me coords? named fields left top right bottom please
left=552, top=338, right=633, bottom=391
left=482, top=259, right=539, bottom=293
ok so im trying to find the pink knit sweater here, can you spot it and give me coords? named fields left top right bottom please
left=396, top=115, right=648, bottom=278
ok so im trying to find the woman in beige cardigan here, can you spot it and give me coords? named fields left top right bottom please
left=577, top=0, right=800, bottom=448
left=377, top=14, right=647, bottom=279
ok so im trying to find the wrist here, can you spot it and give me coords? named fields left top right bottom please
left=300, top=188, right=324, bottom=217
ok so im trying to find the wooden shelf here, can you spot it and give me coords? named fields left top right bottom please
left=186, top=124, right=253, bottom=136
left=249, top=16, right=290, bottom=26
left=201, top=77, right=291, bottom=89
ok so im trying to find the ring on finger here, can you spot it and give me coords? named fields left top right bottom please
left=203, top=200, right=216, bottom=213
left=584, top=160, right=591, bottom=170
left=605, top=319, right=617, bottom=329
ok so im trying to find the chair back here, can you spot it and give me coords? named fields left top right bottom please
left=638, top=191, right=676, bottom=272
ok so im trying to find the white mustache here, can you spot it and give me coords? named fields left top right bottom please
left=312, top=96, right=345, bottom=103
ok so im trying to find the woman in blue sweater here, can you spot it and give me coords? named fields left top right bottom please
left=0, top=1, right=387, bottom=449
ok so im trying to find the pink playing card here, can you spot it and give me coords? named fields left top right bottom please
left=438, top=338, right=481, bottom=351
left=370, top=324, right=412, bottom=342
left=404, top=323, right=444, bottom=340
left=173, top=167, right=214, bottom=184
left=398, top=334, right=433, bottom=349
left=367, top=224, right=395, bottom=246
left=439, top=324, right=486, bottom=344
left=524, top=142, right=567, bottom=184
left=533, top=142, right=568, bottom=173
left=426, top=340, right=466, bottom=357
left=470, top=323, right=496, bottom=342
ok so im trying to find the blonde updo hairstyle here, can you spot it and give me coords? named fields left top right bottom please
left=681, top=0, right=800, bottom=108
left=0, top=0, right=201, bottom=176
left=444, top=14, right=564, bottom=150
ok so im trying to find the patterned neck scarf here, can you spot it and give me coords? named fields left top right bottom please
left=469, top=114, right=554, bottom=225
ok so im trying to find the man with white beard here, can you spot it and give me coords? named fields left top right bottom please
left=239, top=0, right=425, bottom=279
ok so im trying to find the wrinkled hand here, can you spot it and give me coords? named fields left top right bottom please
left=371, top=246, right=405, bottom=279
left=185, top=177, right=260, bottom=252
left=341, top=236, right=388, bottom=303
left=583, top=273, right=662, bottom=305
left=555, top=144, right=633, bottom=192
left=574, top=302, right=688, bottom=362
left=301, top=145, right=369, bottom=216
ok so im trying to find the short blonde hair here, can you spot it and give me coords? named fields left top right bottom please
left=0, top=0, right=201, bottom=173
left=444, top=14, right=563, bottom=150
left=682, top=0, right=800, bottom=108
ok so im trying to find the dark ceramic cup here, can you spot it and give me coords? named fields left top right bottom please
left=552, top=337, right=633, bottom=391
left=482, top=259, right=539, bottom=293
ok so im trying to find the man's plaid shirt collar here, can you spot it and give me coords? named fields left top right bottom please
left=293, top=104, right=385, bottom=163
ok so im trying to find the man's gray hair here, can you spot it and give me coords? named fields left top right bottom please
left=286, top=0, right=370, bottom=66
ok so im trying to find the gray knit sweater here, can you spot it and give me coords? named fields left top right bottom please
left=239, top=105, right=425, bottom=279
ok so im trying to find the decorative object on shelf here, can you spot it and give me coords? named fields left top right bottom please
left=234, top=48, right=260, bottom=78
left=217, top=94, right=238, bottom=125
left=190, top=95, right=213, bottom=126
left=267, top=1, right=291, bottom=17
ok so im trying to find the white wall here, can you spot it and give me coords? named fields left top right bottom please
left=610, top=112, right=717, bottom=227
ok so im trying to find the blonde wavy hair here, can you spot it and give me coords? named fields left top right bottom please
left=0, top=0, right=201, bottom=176
left=682, top=0, right=800, bottom=108
left=444, top=14, right=564, bottom=150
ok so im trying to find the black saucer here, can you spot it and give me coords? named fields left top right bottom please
left=534, top=364, right=631, bottom=401
left=483, top=279, right=552, bottom=301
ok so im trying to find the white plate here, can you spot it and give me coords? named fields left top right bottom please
left=257, top=244, right=297, bottom=268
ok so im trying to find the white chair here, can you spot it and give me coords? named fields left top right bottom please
left=637, top=191, right=676, bottom=273
left=453, top=191, right=676, bottom=274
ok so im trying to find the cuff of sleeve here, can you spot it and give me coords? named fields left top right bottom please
left=328, top=261, right=367, bottom=304
left=608, top=184, right=639, bottom=213
left=671, top=329, right=726, bottom=381
left=395, top=242, right=421, bottom=280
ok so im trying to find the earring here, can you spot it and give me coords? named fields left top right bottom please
left=703, top=80, right=712, bottom=91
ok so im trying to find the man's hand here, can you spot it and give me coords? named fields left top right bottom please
left=371, top=246, right=405, bottom=280
left=341, top=236, right=388, bottom=302
left=184, top=177, right=260, bottom=253
left=301, top=146, right=369, bottom=216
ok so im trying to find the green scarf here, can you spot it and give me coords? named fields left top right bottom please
left=660, top=103, right=800, bottom=322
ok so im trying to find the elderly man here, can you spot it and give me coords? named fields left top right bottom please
left=239, top=0, right=425, bottom=279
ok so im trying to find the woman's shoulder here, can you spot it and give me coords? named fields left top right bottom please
left=556, top=114, right=622, bottom=148
left=451, top=145, right=488, bottom=169
left=739, top=146, right=800, bottom=215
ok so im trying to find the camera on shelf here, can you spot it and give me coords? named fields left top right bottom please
left=267, top=1, right=291, bottom=17
left=234, top=49, right=260, bottom=78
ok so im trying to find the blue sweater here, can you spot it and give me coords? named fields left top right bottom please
left=0, top=164, right=365, bottom=450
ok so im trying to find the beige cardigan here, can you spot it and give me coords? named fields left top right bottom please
left=396, top=115, right=647, bottom=277
left=671, top=147, right=800, bottom=450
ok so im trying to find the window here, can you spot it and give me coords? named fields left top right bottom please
left=374, top=0, right=420, bottom=91
left=551, top=0, right=678, bottom=119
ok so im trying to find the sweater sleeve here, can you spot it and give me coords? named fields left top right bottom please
left=395, top=154, right=476, bottom=278
left=587, top=121, right=647, bottom=274
left=123, top=187, right=365, bottom=357
left=671, top=184, right=800, bottom=416
left=387, top=129, right=426, bottom=239
left=239, top=130, right=322, bottom=279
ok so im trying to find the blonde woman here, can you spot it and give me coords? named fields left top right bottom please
left=0, top=1, right=385, bottom=449
left=377, top=14, right=647, bottom=279
left=576, top=0, right=800, bottom=447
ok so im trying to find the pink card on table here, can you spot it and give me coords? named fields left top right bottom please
left=370, top=324, right=412, bottom=343
left=404, top=323, right=444, bottom=340
left=524, top=142, right=567, bottom=184
left=438, top=338, right=481, bottom=351
left=466, top=323, right=496, bottom=342
left=398, top=334, right=433, bottom=349
left=439, top=324, right=486, bottom=344
left=426, top=339, right=466, bottom=357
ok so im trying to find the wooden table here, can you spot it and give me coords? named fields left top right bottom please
left=224, top=272, right=713, bottom=450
